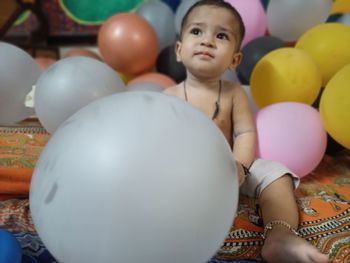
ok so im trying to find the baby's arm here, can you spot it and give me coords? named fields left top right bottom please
left=232, top=85, right=257, bottom=182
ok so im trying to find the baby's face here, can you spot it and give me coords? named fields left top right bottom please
left=177, top=5, right=241, bottom=78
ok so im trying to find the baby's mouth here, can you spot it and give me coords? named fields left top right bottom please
left=194, top=51, right=214, bottom=58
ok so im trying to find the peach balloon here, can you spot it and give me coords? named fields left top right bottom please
left=98, top=13, right=159, bottom=75
left=63, top=48, right=101, bottom=61
left=35, top=57, right=56, bottom=71
left=128, top=72, right=176, bottom=89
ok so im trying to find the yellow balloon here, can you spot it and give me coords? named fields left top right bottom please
left=331, top=0, right=350, bottom=14
left=320, top=63, right=350, bottom=149
left=250, top=47, right=322, bottom=108
left=119, top=73, right=134, bottom=84
left=296, top=23, right=350, bottom=86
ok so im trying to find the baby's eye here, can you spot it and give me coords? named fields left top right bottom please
left=190, top=28, right=201, bottom=35
left=217, top=33, right=229, bottom=40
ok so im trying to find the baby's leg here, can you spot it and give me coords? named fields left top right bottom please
left=259, top=175, right=329, bottom=263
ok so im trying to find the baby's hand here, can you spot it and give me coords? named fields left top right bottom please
left=235, top=161, right=246, bottom=186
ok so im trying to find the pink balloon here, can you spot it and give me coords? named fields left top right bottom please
left=225, top=0, right=267, bottom=47
left=255, top=102, right=327, bottom=178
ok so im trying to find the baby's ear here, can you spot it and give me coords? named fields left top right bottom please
left=229, top=52, right=242, bottom=70
left=175, top=41, right=182, bottom=62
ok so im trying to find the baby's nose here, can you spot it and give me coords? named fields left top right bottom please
left=200, top=34, right=215, bottom=47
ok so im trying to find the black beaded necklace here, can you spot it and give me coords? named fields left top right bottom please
left=183, top=79, right=222, bottom=120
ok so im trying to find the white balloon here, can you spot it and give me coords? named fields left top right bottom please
left=136, top=0, right=176, bottom=52
left=34, top=57, right=125, bottom=133
left=30, top=92, right=238, bottom=263
left=0, top=42, right=40, bottom=123
left=127, top=81, right=163, bottom=92
left=338, top=13, right=350, bottom=26
left=175, top=0, right=200, bottom=35
left=267, top=0, right=332, bottom=41
left=221, top=69, right=240, bottom=84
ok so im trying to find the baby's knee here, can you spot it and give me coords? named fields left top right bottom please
left=240, top=159, right=300, bottom=198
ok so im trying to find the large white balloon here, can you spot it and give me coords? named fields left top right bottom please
left=30, top=92, right=238, bottom=263
left=34, top=57, right=125, bottom=133
left=0, top=42, right=41, bottom=124
left=267, top=0, right=332, bottom=41
left=136, top=0, right=176, bottom=52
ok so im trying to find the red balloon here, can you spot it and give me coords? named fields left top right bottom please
left=98, top=13, right=159, bottom=75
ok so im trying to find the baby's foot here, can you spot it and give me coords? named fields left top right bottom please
left=261, top=227, right=330, bottom=263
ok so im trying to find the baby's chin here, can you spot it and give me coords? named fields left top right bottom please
left=189, top=68, right=224, bottom=80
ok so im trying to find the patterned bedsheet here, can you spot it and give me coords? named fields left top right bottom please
left=1, top=120, right=350, bottom=262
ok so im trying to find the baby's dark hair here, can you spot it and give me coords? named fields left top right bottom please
left=180, top=0, right=245, bottom=48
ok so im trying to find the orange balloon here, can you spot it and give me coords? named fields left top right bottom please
left=35, top=57, right=56, bottom=71
left=63, top=48, right=101, bottom=61
left=128, top=72, right=176, bottom=89
left=98, top=13, right=159, bottom=76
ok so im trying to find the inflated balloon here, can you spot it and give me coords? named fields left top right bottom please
left=175, top=0, right=200, bottom=35
left=30, top=92, right=239, bottom=263
left=296, top=23, right=350, bottom=86
left=267, top=0, right=332, bottom=42
left=162, top=0, right=181, bottom=12
left=119, top=73, right=134, bottom=84
left=156, top=44, right=186, bottom=83
left=136, top=0, right=176, bottom=52
left=127, top=82, right=163, bottom=92
left=58, top=0, right=142, bottom=23
left=236, top=72, right=248, bottom=85
left=62, top=48, right=101, bottom=61
left=256, top=102, right=327, bottom=177
left=0, top=229, right=22, bottom=263
left=261, top=0, right=269, bottom=10
left=331, top=0, right=350, bottom=14
left=0, top=42, right=40, bottom=124
left=35, top=57, right=56, bottom=71
left=221, top=69, right=239, bottom=84
left=250, top=48, right=322, bottom=108
left=326, top=134, right=345, bottom=156
left=128, top=72, right=176, bottom=89
left=225, top=0, right=267, bottom=47
left=98, top=13, right=159, bottom=75
left=34, top=57, right=126, bottom=133
left=237, top=36, right=285, bottom=84
left=326, top=14, right=343, bottom=23
left=320, top=63, right=350, bottom=149
left=338, top=13, right=350, bottom=26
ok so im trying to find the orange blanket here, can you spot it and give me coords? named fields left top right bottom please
left=0, top=121, right=49, bottom=200
left=216, top=153, right=350, bottom=262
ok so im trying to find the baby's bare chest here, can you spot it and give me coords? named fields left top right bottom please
left=198, top=99, right=234, bottom=146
